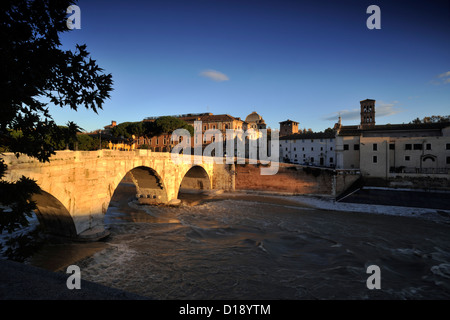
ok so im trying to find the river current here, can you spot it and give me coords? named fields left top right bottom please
left=21, top=183, right=450, bottom=299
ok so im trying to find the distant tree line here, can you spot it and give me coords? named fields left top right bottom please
left=409, top=115, right=450, bottom=124
left=110, top=116, right=194, bottom=139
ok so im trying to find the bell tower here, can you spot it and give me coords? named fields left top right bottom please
left=360, top=99, right=375, bottom=128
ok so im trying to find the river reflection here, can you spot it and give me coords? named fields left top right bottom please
left=23, top=183, right=450, bottom=299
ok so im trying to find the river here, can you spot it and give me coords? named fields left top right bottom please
left=15, top=183, right=450, bottom=299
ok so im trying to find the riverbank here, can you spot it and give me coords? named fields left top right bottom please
left=0, top=258, right=149, bottom=300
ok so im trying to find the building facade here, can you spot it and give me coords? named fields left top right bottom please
left=336, top=99, right=450, bottom=178
left=279, top=132, right=336, bottom=167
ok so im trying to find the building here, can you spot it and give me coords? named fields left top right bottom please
left=360, top=99, right=376, bottom=129
left=335, top=99, right=450, bottom=178
left=245, top=111, right=267, bottom=130
left=279, top=119, right=299, bottom=136
left=279, top=131, right=336, bottom=167
left=140, top=112, right=259, bottom=154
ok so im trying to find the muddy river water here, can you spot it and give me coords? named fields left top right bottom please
left=24, top=183, right=450, bottom=299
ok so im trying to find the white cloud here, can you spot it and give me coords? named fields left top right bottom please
left=376, top=102, right=403, bottom=117
left=199, top=69, right=229, bottom=82
left=322, top=101, right=402, bottom=121
left=438, top=71, right=450, bottom=78
left=432, top=71, right=450, bottom=85
left=323, top=109, right=360, bottom=121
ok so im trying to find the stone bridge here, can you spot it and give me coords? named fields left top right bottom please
left=2, top=150, right=235, bottom=240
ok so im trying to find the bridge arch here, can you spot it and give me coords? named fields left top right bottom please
left=178, top=165, right=212, bottom=196
left=114, top=166, right=169, bottom=205
left=32, top=190, right=77, bottom=238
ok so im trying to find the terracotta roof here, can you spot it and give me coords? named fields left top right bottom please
left=197, top=114, right=242, bottom=122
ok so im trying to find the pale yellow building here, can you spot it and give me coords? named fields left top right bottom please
left=336, top=99, right=450, bottom=179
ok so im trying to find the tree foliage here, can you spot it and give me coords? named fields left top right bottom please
left=409, top=115, right=450, bottom=124
left=110, top=117, right=194, bottom=139
left=0, top=0, right=113, bottom=238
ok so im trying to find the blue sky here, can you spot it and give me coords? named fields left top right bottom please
left=50, top=0, right=450, bottom=132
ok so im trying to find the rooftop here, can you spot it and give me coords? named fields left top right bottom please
left=280, top=131, right=336, bottom=140
left=279, top=119, right=299, bottom=124
left=338, top=122, right=450, bottom=136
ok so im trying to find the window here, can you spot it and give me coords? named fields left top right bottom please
left=294, top=147, right=296, bottom=151
left=311, top=157, right=314, bottom=163
left=330, top=157, right=334, bottom=163
left=373, top=156, right=377, bottom=163
left=285, top=148, right=288, bottom=151
left=303, top=154, right=306, bottom=158
left=320, top=147, right=323, bottom=151
left=343, top=144, right=349, bottom=150
left=311, top=139, right=314, bottom=143
left=302, top=147, right=305, bottom=151
left=447, top=144, right=450, bottom=150
left=447, top=157, right=450, bottom=164
left=405, top=156, right=410, bottom=161
left=311, top=147, right=314, bottom=151
left=295, top=154, right=297, bottom=158
left=330, top=147, right=333, bottom=151
left=389, top=143, right=395, bottom=150
left=413, top=144, right=422, bottom=150
left=204, top=125, right=207, bottom=131
left=405, top=144, right=412, bottom=150
left=426, top=143, right=431, bottom=150
left=354, top=144, right=360, bottom=151
left=373, top=143, right=378, bottom=151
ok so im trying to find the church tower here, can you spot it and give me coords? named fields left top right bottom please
left=360, top=99, right=375, bottom=128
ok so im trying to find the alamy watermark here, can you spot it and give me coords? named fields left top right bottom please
left=66, top=265, right=81, bottom=289
left=66, top=5, right=81, bottom=30
left=366, top=264, right=381, bottom=289
left=366, top=5, right=381, bottom=30
left=170, top=121, right=279, bottom=175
